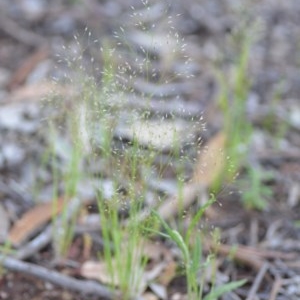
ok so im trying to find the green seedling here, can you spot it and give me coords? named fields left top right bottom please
left=239, top=166, right=273, bottom=211
left=262, top=81, right=289, bottom=148
left=0, top=240, right=15, bottom=277
left=294, top=220, right=300, bottom=228
left=97, top=195, right=149, bottom=299
left=214, top=25, right=273, bottom=213
left=150, top=196, right=246, bottom=300
left=216, top=30, right=253, bottom=186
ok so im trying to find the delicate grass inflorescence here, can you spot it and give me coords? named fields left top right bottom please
left=44, top=1, right=246, bottom=299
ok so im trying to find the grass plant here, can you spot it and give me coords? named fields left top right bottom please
left=215, top=25, right=273, bottom=211
left=238, top=165, right=273, bottom=210
left=45, top=1, right=249, bottom=298
left=0, top=241, right=14, bottom=277
left=262, top=83, right=289, bottom=148
left=96, top=135, right=155, bottom=299
left=150, top=198, right=246, bottom=300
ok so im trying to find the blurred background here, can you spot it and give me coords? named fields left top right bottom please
left=1, top=0, right=300, bottom=299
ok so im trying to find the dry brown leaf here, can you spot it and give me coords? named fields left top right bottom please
left=7, top=82, right=76, bottom=104
left=171, top=293, right=188, bottom=300
left=81, top=239, right=176, bottom=295
left=80, top=259, right=147, bottom=294
left=142, top=240, right=172, bottom=262
left=155, top=132, right=226, bottom=221
left=142, top=292, right=159, bottom=300
left=156, top=260, right=177, bottom=286
left=148, top=282, right=167, bottom=299
left=192, top=131, right=226, bottom=186
left=157, top=183, right=202, bottom=221
left=80, top=261, right=114, bottom=285
left=142, top=240, right=176, bottom=286
left=8, top=197, right=66, bottom=247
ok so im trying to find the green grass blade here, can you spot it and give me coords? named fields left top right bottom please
left=203, top=279, right=247, bottom=300
left=151, top=210, right=190, bottom=263
left=185, top=195, right=216, bottom=244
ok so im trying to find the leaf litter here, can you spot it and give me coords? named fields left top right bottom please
left=0, top=0, right=300, bottom=299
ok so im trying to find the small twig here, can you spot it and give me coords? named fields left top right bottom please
left=246, top=262, right=269, bottom=300
left=0, top=254, right=116, bottom=299
left=249, top=218, right=258, bottom=247
left=0, top=180, right=33, bottom=208
left=205, top=239, right=264, bottom=272
left=15, top=224, right=52, bottom=260
left=0, top=11, right=46, bottom=46
left=269, top=276, right=282, bottom=300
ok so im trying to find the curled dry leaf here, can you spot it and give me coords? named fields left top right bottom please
left=155, top=131, right=226, bottom=221
left=156, top=259, right=177, bottom=286
left=142, top=239, right=173, bottom=262
left=142, top=292, right=159, bottom=300
left=8, top=197, right=66, bottom=247
left=80, top=240, right=176, bottom=296
left=142, top=239, right=177, bottom=288
left=148, top=282, right=167, bottom=300
left=80, top=260, right=113, bottom=285
left=191, top=131, right=226, bottom=186
left=7, top=82, right=76, bottom=104
left=80, top=259, right=148, bottom=295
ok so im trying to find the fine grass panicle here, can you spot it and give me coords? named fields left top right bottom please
left=44, top=1, right=246, bottom=298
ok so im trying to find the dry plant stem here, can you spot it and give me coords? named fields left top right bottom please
left=205, top=240, right=264, bottom=272
left=246, top=262, right=269, bottom=300
left=249, top=218, right=259, bottom=246
left=0, top=180, right=33, bottom=208
left=268, top=277, right=282, bottom=300
left=0, top=11, right=46, bottom=46
left=206, top=239, right=296, bottom=271
left=227, top=244, right=295, bottom=261
left=15, top=225, right=52, bottom=260
left=0, top=254, right=116, bottom=299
